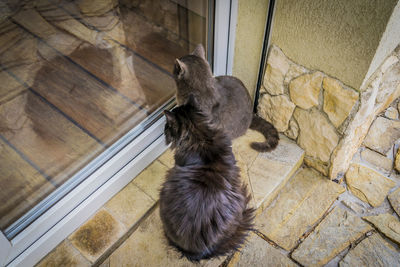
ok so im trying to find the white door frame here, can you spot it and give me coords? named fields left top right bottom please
left=213, top=0, right=238, bottom=76
left=0, top=1, right=238, bottom=265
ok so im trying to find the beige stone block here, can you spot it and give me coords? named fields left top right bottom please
left=233, top=129, right=264, bottom=167
left=364, top=117, right=400, bottom=155
left=105, top=182, right=155, bottom=227
left=256, top=168, right=345, bottom=250
left=236, top=159, right=256, bottom=209
left=157, top=148, right=175, bottom=168
left=341, top=199, right=367, bottom=214
left=263, top=45, right=290, bottom=95
left=294, top=108, right=339, bottom=163
left=249, top=136, right=304, bottom=210
left=330, top=61, right=400, bottom=180
left=37, top=240, right=90, bottom=267
left=69, top=209, right=126, bottom=263
left=289, top=72, right=323, bottom=109
left=339, top=233, right=400, bottom=267
left=304, top=156, right=329, bottom=176
left=395, top=148, right=400, bottom=172
left=292, top=207, right=372, bottom=266
left=361, top=148, right=393, bottom=173
left=388, top=187, right=400, bottom=216
left=283, top=61, right=309, bottom=87
left=385, top=106, right=399, bottom=120
left=109, top=207, right=224, bottom=267
left=322, top=77, right=359, bottom=128
left=363, top=213, right=400, bottom=245
left=346, top=163, right=396, bottom=207
left=231, top=232, right=297, bottom=267
left=133, top=160, right=169, bottom=201
left=284, top=118, right=299, bottom=140
left=258, top=94, right=295, bottom=132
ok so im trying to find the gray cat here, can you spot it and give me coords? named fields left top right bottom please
left=173, top=44, right=279, bottom=151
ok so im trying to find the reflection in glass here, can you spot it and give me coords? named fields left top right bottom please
left=0, top=0, right=209, bottom=233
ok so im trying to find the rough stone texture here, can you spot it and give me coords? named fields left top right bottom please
left=395, top=148, right=400, bottom=172
left=389, top=188, right=400, bottom=216
left=109, top=206, right=223, bottom=267
left=361, top=148, right=393, bottom=173
left=37, top=240, right=90, bottom=267
left=283, top=61, right=308, bottom=87
left=294, top=108, right=339, bottom=163
left=233, top=132, right=304, bottom=211
left=339, top=233, right=400, bottom=267
left=292, top=207, right=372, bottom=266
left=232, top=129, right=264, bottom=167
left=256, top=168, right=345, bottom=250
left=232, top=129, right=267, bottom=209
left=345, top=163, right=396, bottom=207
left=385, top=106, right=399, bottom=119
left=323, top=77, right=359, bottom=128
left=104, top=182, right=155, bottom=227
left=263, top=45, right=290, bottom=95
left=284, top=118, right=299, bottom=140
left=248, top=136, right=304, bottom=210
left=329, top=61, right=400, bottom=180
left=258, top=94, right=296, bottom=132
left=341, top=199, right=367, bottom=214
left=364, top=116, right=400, bottom=155
left=363, top=213, right=400, bottom=245
left=231, top=232, right=297, bottom=267
left=69, top=209, right=125, bottom=263
left=289, top=72, right=323, bottom=109
left=304, top=156, right=329, bottom=176
left=132, top=160, right=169, bottom=201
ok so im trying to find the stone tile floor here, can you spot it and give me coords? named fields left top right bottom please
left=37, top=130, right=400, bottom=267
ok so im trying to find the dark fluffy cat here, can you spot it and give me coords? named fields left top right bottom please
left=159, top=97, right=255, bottom=261
left=173, top=44, right=279, bottom=152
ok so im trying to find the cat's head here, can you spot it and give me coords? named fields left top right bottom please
left=164, top=95, right=210, bottom=148
left=173, top=44, right=213, bottom=85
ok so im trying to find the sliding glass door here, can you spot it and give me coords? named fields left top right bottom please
left=0, top=0, right=236, bottom=265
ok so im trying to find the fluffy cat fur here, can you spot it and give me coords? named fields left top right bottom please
left=173, top=44, right=279, bottom=152
left=160, top=97, right=255, bottom=261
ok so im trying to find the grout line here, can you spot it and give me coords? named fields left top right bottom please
left=252, top=229, right=285, bottom=251
left=92, top=202, right=159, bottom=267
left=132, top=182, right=158, bottom=202
left=156, top=159, right=171, bottom=169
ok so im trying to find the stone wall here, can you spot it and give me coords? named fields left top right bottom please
left=258, top=44, right=400, bottom=180
left=354, top=100, right=400, bottom=177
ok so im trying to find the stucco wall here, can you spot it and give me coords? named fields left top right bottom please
left=232, top=0, right=269, bottom=100
left=270, top=0, right=397, bottom=90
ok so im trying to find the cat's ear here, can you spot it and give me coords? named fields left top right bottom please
left=191, top=44, right=206, bottom=59
left=174, top=59, right=187, bottom=80
left=164, top=110, right=176, bottom=124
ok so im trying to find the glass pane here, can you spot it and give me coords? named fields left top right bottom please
left=0, top=0, right=210, bottom=234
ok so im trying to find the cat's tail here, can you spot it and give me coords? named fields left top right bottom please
left=249, top=114, right=279, bottom=152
